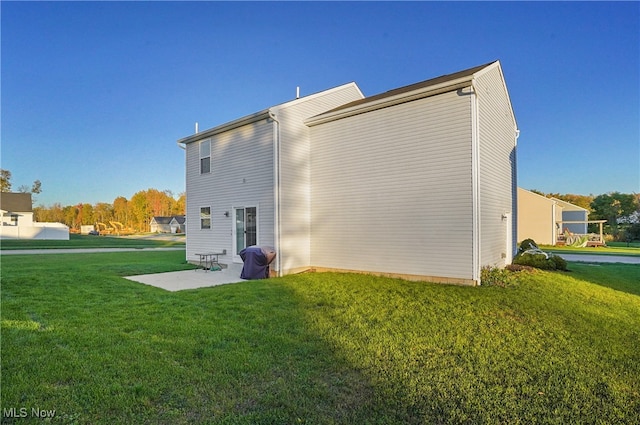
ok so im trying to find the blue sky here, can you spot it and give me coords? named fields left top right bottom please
left=2, top=1, right=638, bottom=207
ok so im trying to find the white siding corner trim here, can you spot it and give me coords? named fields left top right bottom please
left=269, top=110, right=282, bottom=276
left=470, top=84, right=481, bottom=284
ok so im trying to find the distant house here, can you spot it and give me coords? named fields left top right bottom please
left=550, top=197, right=588, bottom=234
left=517, top=188, right=561, bottom=245
left=0, top=192, right=69, bottom=240
left=178, top=61, right=518, bottom=285
left=0, top=192, right=34, bottom=227
left=517, top=188, right=592, bottom=245
left=150, top=215, right=186, bottom=234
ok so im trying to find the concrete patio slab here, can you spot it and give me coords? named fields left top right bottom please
left=125, top=263, right=247, bottom=291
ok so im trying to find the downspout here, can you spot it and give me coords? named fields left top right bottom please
left=470, top=79, right=481, bottom=285
left=268, top=110, right=282, bottom=277
left=552, top=202, right=558, bottom=245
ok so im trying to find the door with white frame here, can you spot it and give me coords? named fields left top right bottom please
left=504, top=212, right=513, bottom=265
left=233, top=206, right=257, bottom=262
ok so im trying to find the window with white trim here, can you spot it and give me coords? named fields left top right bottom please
left=200, top=139, right=211, bottom=174
left=200, top=207, right=211, bottom=229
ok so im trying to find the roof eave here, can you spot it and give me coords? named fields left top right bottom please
left=176, top=82, right=364, bottom=146
left=305, top=77, right=473, bottom=127
left=177, top=109, right=271, bottom=145
left=270, top=82, right=364, bottom=113
left=550, top=198, right=589, bottom=212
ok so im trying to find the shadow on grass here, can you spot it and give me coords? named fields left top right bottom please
left=0, top=252, right=391, bottom=424
left=284, top=271, right=640, bottom=424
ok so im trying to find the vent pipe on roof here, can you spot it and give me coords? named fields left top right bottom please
left=195, top=122, right=199, bottom=133
left=296, top=86, right=300, bottom=99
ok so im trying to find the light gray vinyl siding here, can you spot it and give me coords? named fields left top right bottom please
left=273, top=84, right=364, bottom=274
left=310, top=90, right=475, bottom=280
left=475, top=65, right=518, bottom=267
left=185, top=119, right=274, bottom=264
left=562, top=210, right=588, bottom=234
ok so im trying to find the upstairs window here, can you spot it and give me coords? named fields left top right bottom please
left=200, top=139, right=211, bottom=174
left=200, top=207, right=211, bottom=229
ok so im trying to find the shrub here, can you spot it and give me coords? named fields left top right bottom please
left=513, top=251, right=567, bottom=271
left=481, top=266, right=517, bottom=287
left=513, top=238, right=567, bottom=271
left=506, top=264, right=536, bottom=272
left=550, top=254, right=567, bottom=271
left=518, top=238, right=539, bottom=252
left=622, top=223, right=640, bottom=242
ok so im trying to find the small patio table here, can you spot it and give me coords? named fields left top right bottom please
left=195, top=252, right=223, bottom=272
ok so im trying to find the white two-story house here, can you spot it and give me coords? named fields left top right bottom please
left=178, top=61, right=518, bottom=285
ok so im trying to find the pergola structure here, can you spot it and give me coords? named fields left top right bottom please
left=556, top=220, right=607, bottom=247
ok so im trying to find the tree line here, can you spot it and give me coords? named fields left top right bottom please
left=33, top=189, right=185, bottom=233
left=2, top=168, right=184, bottom=232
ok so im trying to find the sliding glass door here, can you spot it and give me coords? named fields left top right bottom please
left=233, top=206, right=257, bottom=261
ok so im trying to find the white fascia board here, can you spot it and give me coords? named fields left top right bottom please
left=271, top=82, right=364, bottom=113
left=305, top=79, right=473, bottom=127
left=177, top=109, right=271, bottom=145
left=518, top=187, right=559, bottom=206
left=176, top=82, right=363, bottom=146
left=550, top=198, right=589, bottom=212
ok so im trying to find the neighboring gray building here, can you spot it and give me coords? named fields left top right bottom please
left=551, top=198, right=589, bottom=234
left=150, top=215, right=186, bottom=233
left=178, top=61, right=518, bottom=285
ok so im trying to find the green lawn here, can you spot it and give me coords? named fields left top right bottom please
left=1, top=251, right=639, bottom=424
left=0, top=233, right=185, bottom=250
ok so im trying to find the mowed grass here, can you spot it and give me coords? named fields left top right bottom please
left=0, top=233, right=185, bottom=250
left=1, top=251, right=639, bottom=424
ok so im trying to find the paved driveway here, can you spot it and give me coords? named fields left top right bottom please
left=560, top=253, right=640, bottom=264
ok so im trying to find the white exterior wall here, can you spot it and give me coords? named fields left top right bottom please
left=0, top=222, right=69, bottom=240
left=475, top=64, right=518, bottom=267
left=185, top=119, right=274, bottom=264
left=309, top=90, right=475, bottom=282
left=1, top=211, right=34, bottom=227
left=273, top=84, right=363, bottom=274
